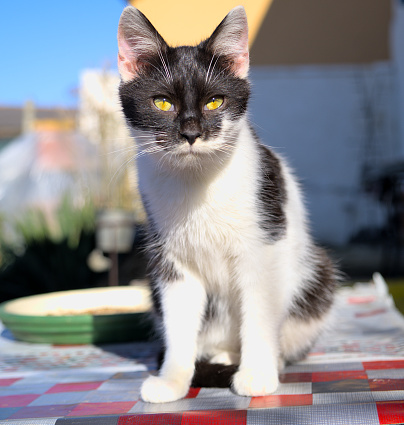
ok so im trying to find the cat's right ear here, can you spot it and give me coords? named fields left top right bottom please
left=117, top=6, right=167, bottom=81
left=206, top=6, right=249, bottom=79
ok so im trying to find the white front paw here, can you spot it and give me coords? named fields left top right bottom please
left=232, top=368, right=279, bottom=396
left=140, top=375, right=189, bottom=403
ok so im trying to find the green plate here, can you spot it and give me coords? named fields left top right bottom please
left=0, top=286, right=154, bottom=344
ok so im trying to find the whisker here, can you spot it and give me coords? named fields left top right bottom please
left=108, top=153, right=137, bottom=193
left=157, top=149, right=174, bottom=170
left=206, top=54, right=215, bottom=84
left=107, top=145, right=137, bottom=155
left=207, top=54, right=221, bottom=85
left=158, top=49, right=172, bottom=84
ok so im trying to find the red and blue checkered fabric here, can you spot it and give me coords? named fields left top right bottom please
left=1, top=280, right=404, bottom=424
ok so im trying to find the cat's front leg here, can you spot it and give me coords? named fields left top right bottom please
left=141, top=270, right=206, bottom=403
left=232, top=256, right=281, bottom=396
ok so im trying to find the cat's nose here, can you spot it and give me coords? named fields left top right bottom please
left=181, top=130, right=202, bottom=146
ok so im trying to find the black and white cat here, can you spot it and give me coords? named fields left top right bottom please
left=117, top=5, right=337, bottom=403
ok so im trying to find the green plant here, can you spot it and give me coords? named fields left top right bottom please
left=0, top=195, right=100, bottom=303
left=14, top=195, right=96, bottom=249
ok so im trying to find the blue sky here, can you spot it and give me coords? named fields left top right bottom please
left=0, top=0, right=126, bottom=108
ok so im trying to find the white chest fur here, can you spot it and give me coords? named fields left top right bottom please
left=136, top=125, right=261, bottom=285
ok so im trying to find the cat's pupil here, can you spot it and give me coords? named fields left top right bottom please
left=205, top=96, right=224, bottom=111
left=154, top=97, right=173, bottom=112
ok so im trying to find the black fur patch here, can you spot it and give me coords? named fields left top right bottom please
left=202, top=294, right=219, bottom=324
left=119, top=43, right=250, bottom=150
left=256, top=143, right=287, bottom=243
left=191, top=362, right=238, bottom=388
left=147, top=234, right=181, bottom=284
left=290, top=247, right=337, bottom=320
left=157, top=353, right=238, bottom=389
left=142, top=204, right=183, bottom=317
left=146, top=239, right=181, bottom=317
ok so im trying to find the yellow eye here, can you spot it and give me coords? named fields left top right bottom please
left=205, top=96, right=224, bottom=111
left=153, top=97, right=174, bottom=112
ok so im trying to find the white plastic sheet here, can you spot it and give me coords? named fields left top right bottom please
left=0, top=130, right=100, bottom=219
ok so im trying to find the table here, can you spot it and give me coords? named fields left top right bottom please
left=1, top=275, right=404, bottom=424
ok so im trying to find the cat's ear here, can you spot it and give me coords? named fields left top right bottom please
left=117, top=6, right=167, bottom=81
left=206, top=6, right=249, bottom=78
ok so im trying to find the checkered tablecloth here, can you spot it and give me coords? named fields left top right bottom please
left=2, top=274, right=404, bottom=424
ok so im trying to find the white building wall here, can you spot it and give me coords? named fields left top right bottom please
left=249, top=64, right=399, bottom=245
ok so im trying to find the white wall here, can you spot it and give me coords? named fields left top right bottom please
left=249, top=63, right=399, bottom=245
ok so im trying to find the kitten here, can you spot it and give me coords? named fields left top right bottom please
left=117, top=5, right=337, bottom=403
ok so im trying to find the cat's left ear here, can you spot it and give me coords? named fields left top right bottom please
left=117, top=6, right=168, bottom=81
left=206, top=6, right=249, bottom=78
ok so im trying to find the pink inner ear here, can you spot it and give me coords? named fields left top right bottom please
left=225, top=17, right=250, bottom=78
left=234, top=27, right=249, bottom=78
left=118, top=52, right=139, bottom=81
left=233, top=52, right=249, bottom=78
left=117, top=32, right=139, bottom=81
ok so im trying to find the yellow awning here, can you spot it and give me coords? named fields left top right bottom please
left=129, top=0, right=272, bottom=47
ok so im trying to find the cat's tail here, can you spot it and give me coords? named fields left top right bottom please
left=191, top=361, right=238, bottom=388
left=157, top=350, right=237, bottom=388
